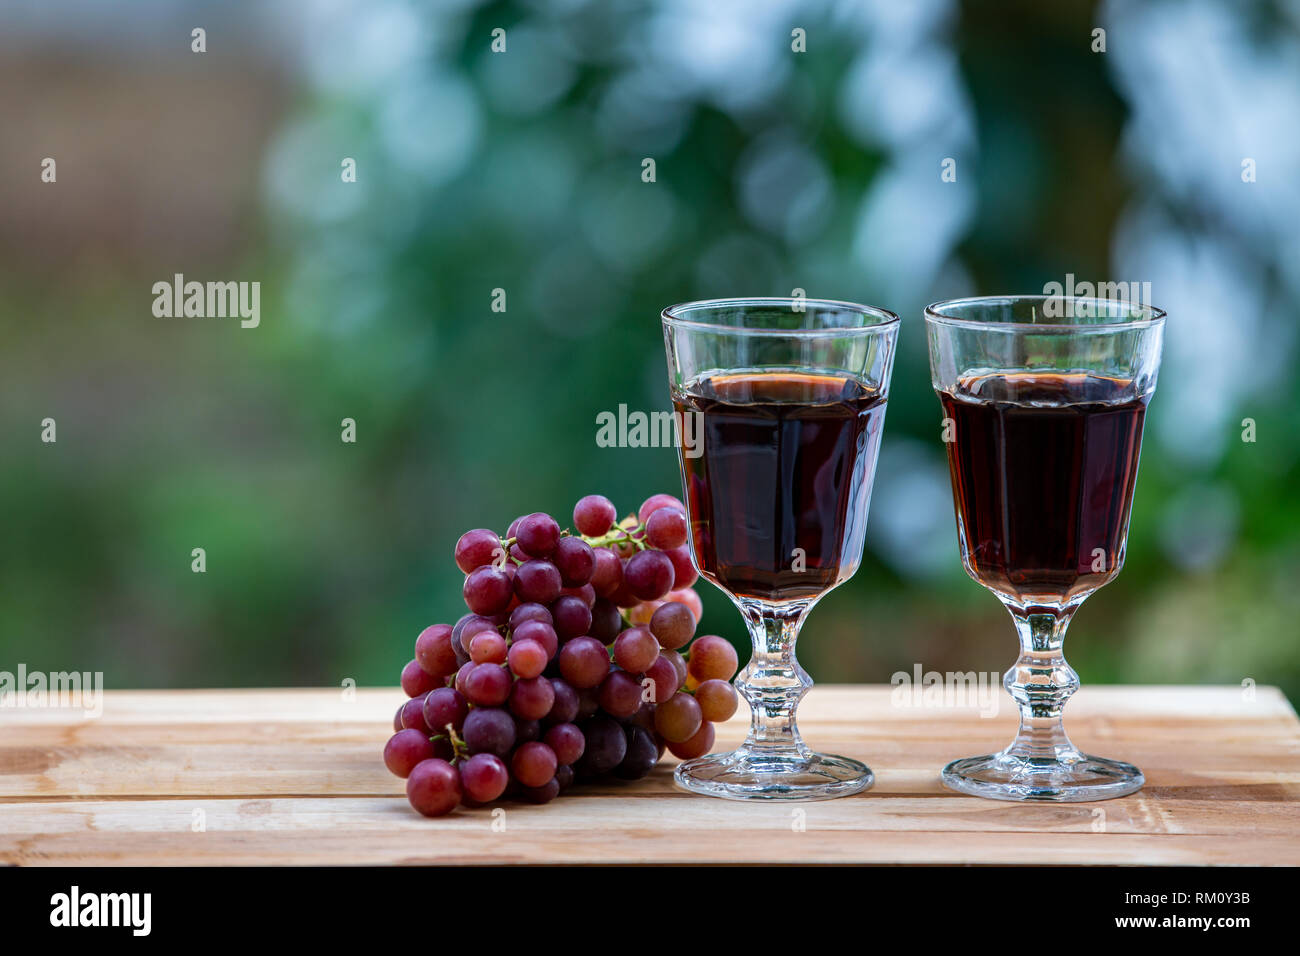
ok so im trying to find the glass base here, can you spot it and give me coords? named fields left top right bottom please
left=674, top=748, right=873, bottom=801
left=942, top=750, right=1143, bottom=802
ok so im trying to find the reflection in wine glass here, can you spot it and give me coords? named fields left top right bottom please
left=926, top=294, right=1165, bottom=801
left=662, top=298, right=899, bottom=800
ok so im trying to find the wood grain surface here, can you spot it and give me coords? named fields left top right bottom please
left=1, top=685, right=1297, bottom=865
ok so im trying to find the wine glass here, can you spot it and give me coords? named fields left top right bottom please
left=661, top=297, right=899, bottom=800
left=925, top=294, right=1165, bottom=801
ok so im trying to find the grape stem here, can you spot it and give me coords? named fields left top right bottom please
left=441, top=725, right=469, bottom=762
left=582, top=521, right=648, bottom=552
left=495, top=536, right=524, bottom=567
left=499, top=521, right=647, bottom=556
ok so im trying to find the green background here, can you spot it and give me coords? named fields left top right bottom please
left=1, top=0, right=1297, bottom=700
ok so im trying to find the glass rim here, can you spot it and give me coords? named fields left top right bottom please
left=924, top=294, right=1166, bottom=334
left=662, top=296, right=900, bottom=336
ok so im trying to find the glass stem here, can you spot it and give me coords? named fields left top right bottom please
left=734, top=598, right=815, bottom=759
left=1003, top=605, right=1081, bottom=761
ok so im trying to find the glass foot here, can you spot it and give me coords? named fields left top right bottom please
left=674, top=748, right=873, bottom=801
left=942, top=750, right=1143, bottom=802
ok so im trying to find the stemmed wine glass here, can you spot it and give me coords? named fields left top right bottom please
left=662, top=297, right=899, bottom=800
left=925, top=294, right=1165, bottom=801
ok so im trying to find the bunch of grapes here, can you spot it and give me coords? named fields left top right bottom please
left=383, top=493, right=740, bottom=817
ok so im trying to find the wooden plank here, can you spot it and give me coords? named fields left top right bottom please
left=1, top=687, right=1294, bottom=798
left=1, top=686, right=1297, bottom=865
left=2, top=796, right=1297, bottom=865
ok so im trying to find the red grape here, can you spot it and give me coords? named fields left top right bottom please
left=649, top=601, right=695, bottom=650
left=589, top=547, right=623, bottom=597
left=667, top=719, right=716, bottom=760
left=392, top=705, right=404, bottom=732
left=463, top=566, right=513, bottom=615
left=575, top=685, right=600, bottom=720
left=662, top=546, right=698, bottom=590
left=573, top=495, right=617, bottom=537
left=521, top=777, right=561, bottom=804
left=613, top=626, right=660, bottom=673
left=401, top=659, right=440, bottom=698
left=507, top=638, right=547, bottom=679
left=553, top=536, right=595, bottom=586
left=543, top=722, right=585, bottom=766
left=512, top=741, right=559, bottom=788
left=598, top=669, right=644, bottom=718
left=545, top=678, right=579, bottom=724
left=589, top=597, right=623, bottom=642
left=664, top=649, right=688, bottom=685
left=515, top=512, right=560, bottom=558
left=455, top=529, right=502, bottom=573
left=464, top=662, right=511, bottom=706
left=509, top=676, right=556, bottom=721
left=688, top=635, right=739, bottom=682
left=559, top=583, right=596, bottom=607
left=406, top=758, right=462, bottom=816
left=624, top=550, right=675, bottom=602
left=415, top=624, right=457, bottom=678
left=654, top=692, right=703, bottom=743
left=552, top=595, right=592, bottom=639
left=384, top=729, right=434, bottom=778
left=453, top=660, right=474, bottom=696
left=663, top=586, right=703, bottom=622
left=463, top=707, right=516, bottom=756
left=695, top=679, right=738, bottom=722
left=422, top=686, right=469, bottom=734
left=460, top=753, right=509, bottom=803
left=453, top=614, right=496, bottom=656
left=638, top=493, right=684, bottom=525
left=514, top=559, right=562, bottom=604
left=515, top=717, right=541, bottom=742
left=460, top=615, right=499, bottom=641
left=509, top=602, right=552, bottom=630
left=616, top=726, right=659, bottom=780
left=577, top=715, right=626, bottom=775
left=558, top=637, right=611, bottom=688
left=512, top=619, right=558, bottom=660
left=469, top=630, right=508, bottom=665
left=609, top=563, right=639, bottom=608
left=629, top=701, right=656, bottom=734
left=400, top=695, right=431, bottom=734
left=644, top=655, right=680, bottom=703
left=644, top=507, right=688, bottom=550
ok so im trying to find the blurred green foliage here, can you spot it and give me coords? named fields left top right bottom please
left=0, top=0, right=1296, bottom=702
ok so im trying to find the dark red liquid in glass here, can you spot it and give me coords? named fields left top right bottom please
left=674, top=371, right=887, bottom=602
left=939, top=371, right=1148, bottom=605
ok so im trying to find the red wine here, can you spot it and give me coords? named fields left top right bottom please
left=673, top=371, right=887, bottom=602
left=939, top=371, right=1149, bottom=605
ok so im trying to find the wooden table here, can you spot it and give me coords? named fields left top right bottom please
left=2, top=685, right=1297, bottom=865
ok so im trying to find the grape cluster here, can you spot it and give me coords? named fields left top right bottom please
left=384, top=493, right=740, bottom=817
